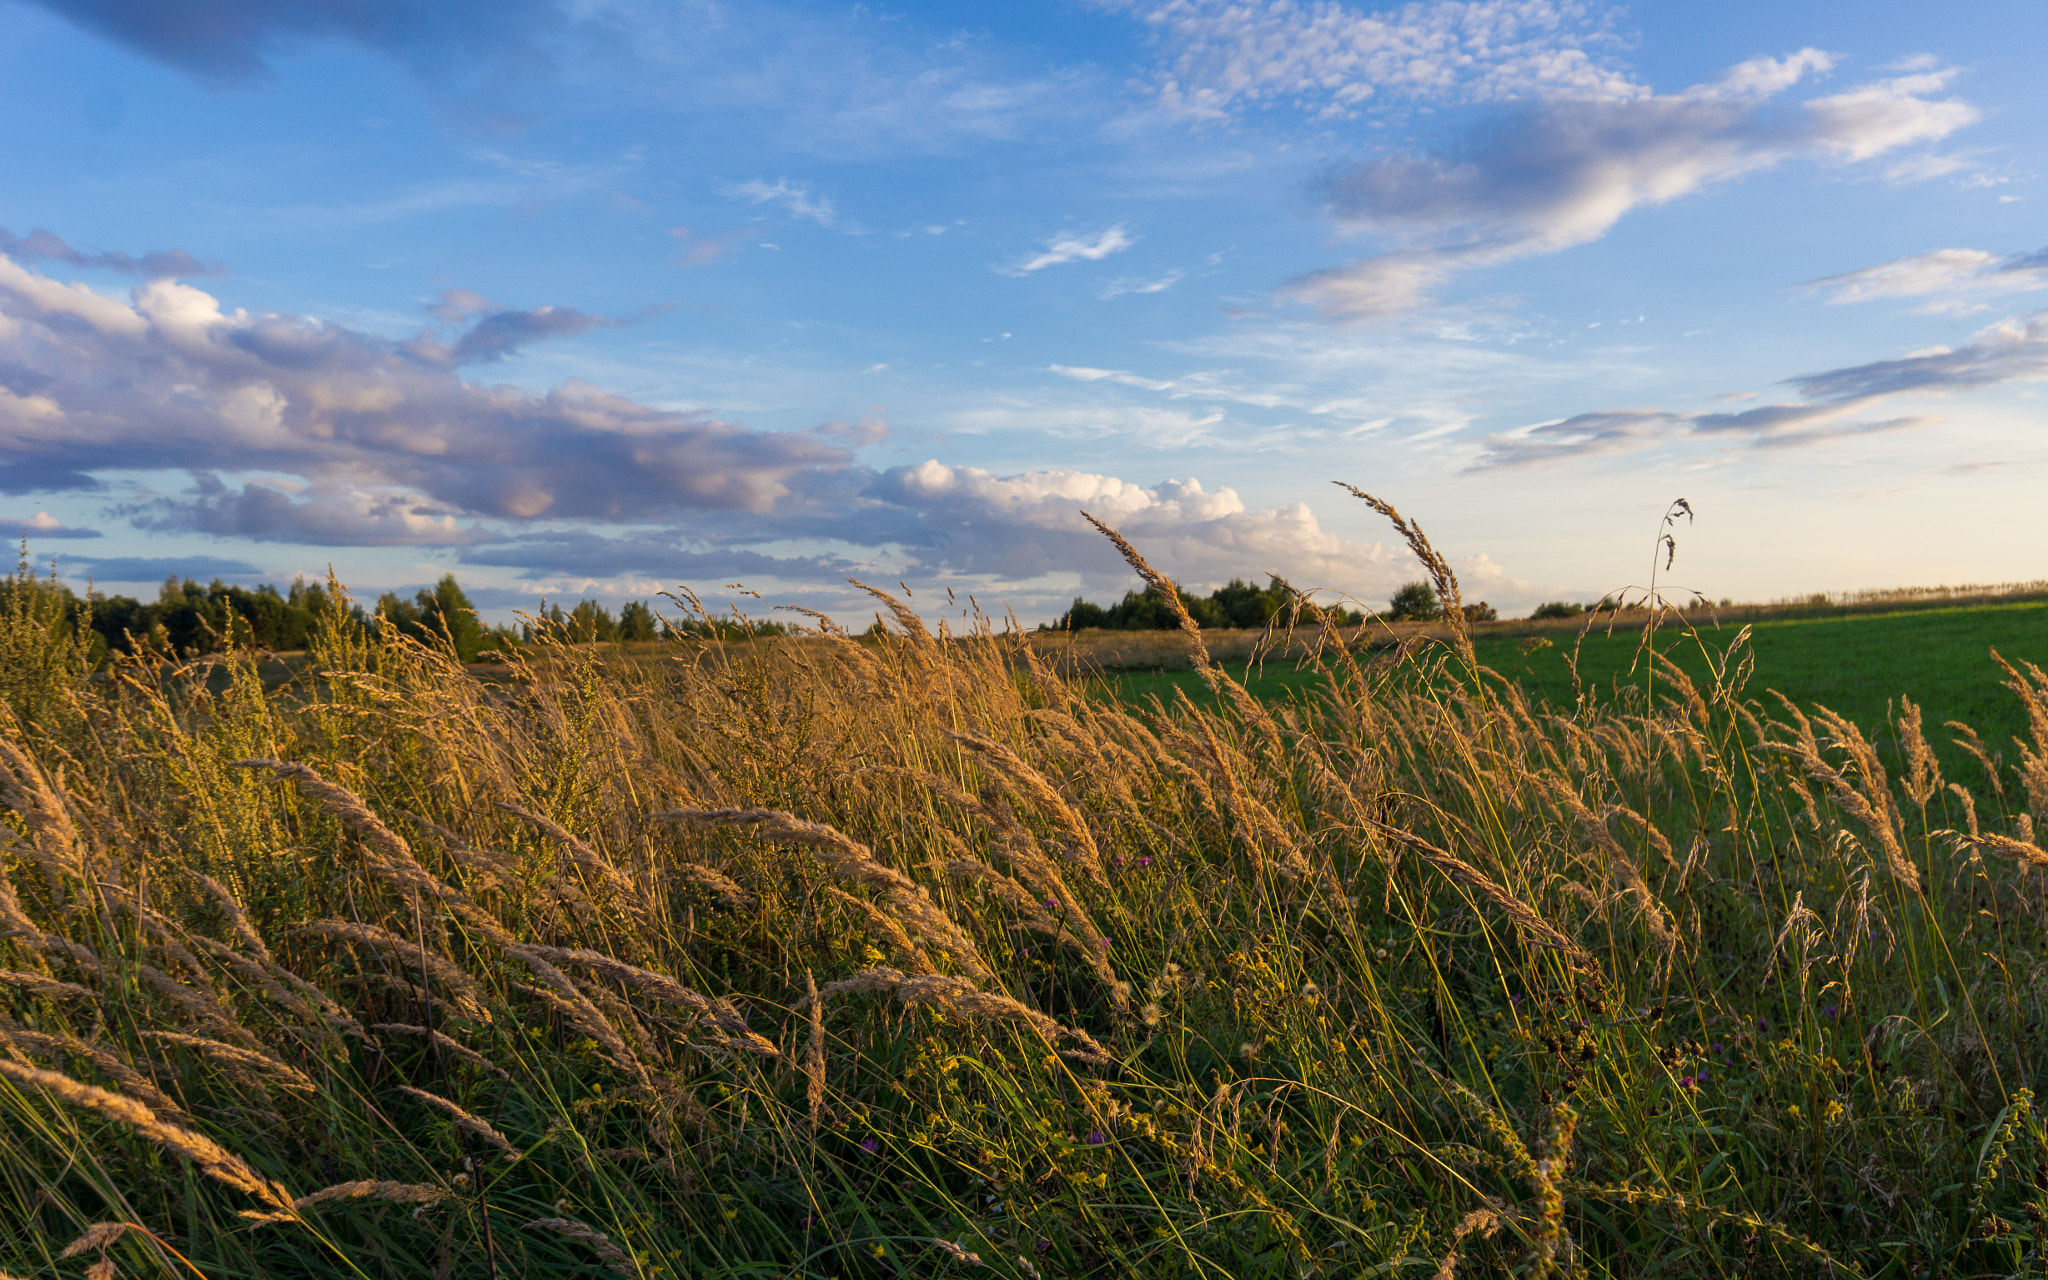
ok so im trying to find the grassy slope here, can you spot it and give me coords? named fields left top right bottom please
left=1096, top=600, right=2048, bottom=770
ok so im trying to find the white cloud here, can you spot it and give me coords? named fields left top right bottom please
left=1100, top=268, right=1185, bottom=298
left=1470, top=309, right=2048, bottom=469
left=1102, top=0, right=1640, bottom=122
left=1001, top=225, right=1137, bottom=275
left=870, top=460, right=1419, bottom=597
left=1289, top=54, right=1980, bottom=318
left=725, top=177, right=837, bottom=226
left=0, top=254, right=851, bottom=534
left=1803, top=246, right=2048, bottom=314
left=1049, top=364, right=1177, bottom=391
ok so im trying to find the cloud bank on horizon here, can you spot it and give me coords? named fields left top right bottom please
left=1, top=0, right=2043, bottom=618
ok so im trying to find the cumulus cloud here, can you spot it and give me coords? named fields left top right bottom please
left=29, top=0, right=558, bottom=85
left=725, top=178, right=837, bottom=227
left=1470, top=309, right=2048, bottom=469
left=1289, top=56, right=1979, bottom=318
left=1803, top=246, right=2048, bottom=313
left=1102, top=0, right=1639, bottom=121
left=0, top=511, right=100, bottom=539
left=123, top=477, right=473, bottom=547
left=1001, top=226, right=1137, bottom=275
left=0, top=254, right=851, bottom=543
left=865, top=460, right=1409, bottom=597
left=0, top=227, right=220, bottom=280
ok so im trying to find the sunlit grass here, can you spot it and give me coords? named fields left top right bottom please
left=1, top=524, right=2046, bottom=1279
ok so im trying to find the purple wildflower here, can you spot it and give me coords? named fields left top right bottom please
left=1135, top=857, right=1152, bottom=867
left=860, top=1137, right=879, bottom=1154
left=1085, top=1130, right=1105, bottom=1145
left=1822, top=1005, right=1839, bottom=1018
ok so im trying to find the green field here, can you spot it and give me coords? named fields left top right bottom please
left=1093, top=599, right=2048, bottom=773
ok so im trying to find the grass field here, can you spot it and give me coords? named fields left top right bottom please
left=4, top=529, right=2048, bottom=1280
left=1096, top=598, right=2048, bottom=777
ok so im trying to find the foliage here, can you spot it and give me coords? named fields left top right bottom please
left=1387, top=579, right=1442, bottom=621
left=1532, top=601, right=1586, bottom=620
left=1, top=549, right=2047, bottom=1279
left=1050, top=575, right=1363, bottom=631
left=529, top=598, right=788, bottom=643
left=374, top=574, right=507, bottom=662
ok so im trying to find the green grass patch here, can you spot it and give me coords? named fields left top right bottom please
left=1093, top=600, right=2048, bottom=771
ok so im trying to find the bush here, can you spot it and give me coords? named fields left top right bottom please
left=1461, top=601, right=1498, bottom=623
left=1387, top=580, right=1442, bottom=621
left=1531, top=600, right=1584, bottom=619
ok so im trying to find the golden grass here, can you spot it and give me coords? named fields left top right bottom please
left=0, top=510, right=2045, bottom=1277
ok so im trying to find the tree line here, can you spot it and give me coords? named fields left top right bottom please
left=1045, top=576, right=1367, bottom=632
left=0, top=554, right=779, bottom=665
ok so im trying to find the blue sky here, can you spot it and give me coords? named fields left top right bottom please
left=1, top=0, right=2043, bottom=625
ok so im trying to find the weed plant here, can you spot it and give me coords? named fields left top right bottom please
left=1, top=495, right=2047, bottom=1279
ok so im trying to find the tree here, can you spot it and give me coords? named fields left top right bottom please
left=1387, top=581, right=1441, bottom=621
left=1530, top=601, right=1583, bottom=620
left=567, top=599, right=617, bottom=643
left=617, top=600, right=660, bottom=642
left=417, top=574, right=485, bottom=661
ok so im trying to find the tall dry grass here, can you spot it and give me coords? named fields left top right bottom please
left=0, top=503, right=2045, bottom=1279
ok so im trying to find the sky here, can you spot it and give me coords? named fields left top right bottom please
left=1, top=0, right=2043, bottom=627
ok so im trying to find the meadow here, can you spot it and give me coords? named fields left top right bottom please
left=1094, top=597, right=2048, bottom=778
left=1, top=497, right=2046, bottom=1279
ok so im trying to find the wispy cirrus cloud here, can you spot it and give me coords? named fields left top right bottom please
left=668, top=225, right=764, bottom=268
left=724, top=178, right=837, bottom=227
left=1470, top=309, right=2048, bottom=469
left=1803, top=245, right=2048, bottom=313
left=1288, top=55, right=1980, bottom=319
left=1102, top=0, right=1638, bottom=122
left=1099, top=268, right=1184, bottom=299
left=999, top=225, right=1137, bottom=275
left=0, top=227, right=221, bottom=280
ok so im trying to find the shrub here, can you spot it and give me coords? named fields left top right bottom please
left=1531, top=600, right=1584, bottom=619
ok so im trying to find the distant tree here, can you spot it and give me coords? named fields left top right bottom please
left=1055, top=598, right=1110, bottom=631
left=417, top=574, right=485, bottom=661
left=1461, top=601, right=1498, bottom=623
left=1046, top=574, right=1364, bottom=631
left=617, top=599, right=660, bottom=642
left=567, top=599, right=617, bottom=643
left=1387, top=581, right=1441, bottom=621
left=1210, top=577, right=1283, bottom=629
left=1530, top=601, right=1584, bottom=620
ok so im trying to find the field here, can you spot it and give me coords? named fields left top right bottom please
left=1093, top=598, right=2048, bottom=778
left=3, top=531, right=2048, bottom=1280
